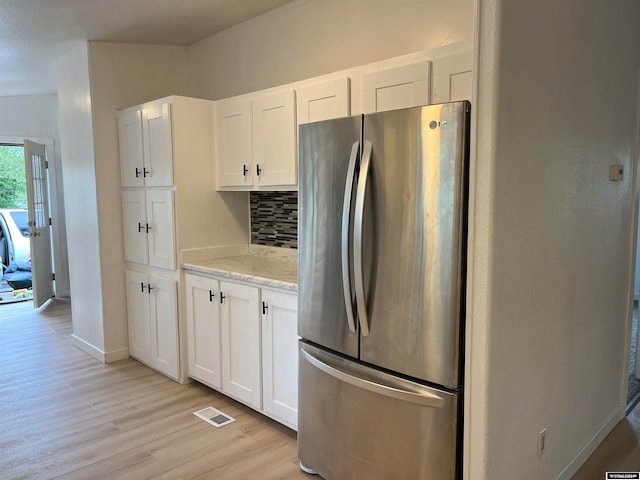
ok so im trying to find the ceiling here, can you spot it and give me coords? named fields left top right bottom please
left=0, top=0, right=294, bottom=96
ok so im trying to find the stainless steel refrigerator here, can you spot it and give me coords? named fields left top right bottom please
left=297, top=101, right=470, bottom=480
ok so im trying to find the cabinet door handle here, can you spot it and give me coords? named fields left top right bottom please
left=135, top=167, right=142, bottom=178
left=146, top=223, right=152, bottom=233
left=242, top=164, right=248, bottom=176
left=143, top=168, right=150, bottom=178
left=220, top=292, right=226, bottom=304
left=147, top=284, right=154, bottom=294
left=209, top=290, right=215, bottom=302
left=256, top=164, right=262, bottom=176
left=138, top=222, right=144, bottom=233
left=140, top=282, right=146, bottom=293
left=262, top=301, right=268, bottom=315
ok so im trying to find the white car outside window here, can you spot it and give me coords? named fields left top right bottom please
left=0, top=209, right=30, bottom=268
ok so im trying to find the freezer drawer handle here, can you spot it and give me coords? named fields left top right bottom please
left=354, top=140, right=372, bottom=336
left=341, top=141, right=360, bottom=334
left=300, top=349, right=445, bottom=408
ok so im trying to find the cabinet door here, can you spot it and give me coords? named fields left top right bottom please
left=252, top=90, right=297, bottom=186
left=261, top=289, right=298, bottom=429
left=216, top=98, right=254, bottom=187
left=185, top=274, right=222, bottom=388
left=122, top=190, right=148, bottom=265
left=118, top=109, right=145, bottom=188
left=149, top=275, right=179, bottom=379
left=142, top=102, right=173, bottom=187
left=145, top=190, right=175, bottom=270
left=125, top=270, right=151, bottom=363
left=362, top=61, right=431, bottom=113
left=297, top=77, right=350, bottom=124
left=220, top=281, right=261, bottom=409
left=431, top=51, right=473, bottom=104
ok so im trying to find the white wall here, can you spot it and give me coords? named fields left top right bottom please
left=0, top=94, right=70, bottom=297
left=57, top=42, right=189, bottom=361
left=87, top=42, right=189, bottom=358
left=57, top=44, right=105, bottom=354
left=187, top=0, right=474, bottom=100
left=467, top=0, right=640, bottom=478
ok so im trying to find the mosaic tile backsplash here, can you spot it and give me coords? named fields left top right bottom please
left=250, top=191, right=298, bottom=249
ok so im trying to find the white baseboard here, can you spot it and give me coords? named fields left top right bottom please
left=70, top=335, right=129, bottom=364
left=105, top=347, right=130, bottom=363
left=70, top=334, right=106, bottom=362
left=557, top=406, right=626, bottom=479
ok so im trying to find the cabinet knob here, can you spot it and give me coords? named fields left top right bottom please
left=262, top=301, right=268, bottom=315
left=209, top=290, right=215, bottom=302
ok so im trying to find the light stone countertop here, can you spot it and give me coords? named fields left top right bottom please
left=182, top=245, right=298, bottom=292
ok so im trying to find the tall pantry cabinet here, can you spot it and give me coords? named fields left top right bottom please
left=117, top=95, right=247, bottom=382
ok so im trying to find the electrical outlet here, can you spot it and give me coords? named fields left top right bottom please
left=537, top=428, right=547, bottom=459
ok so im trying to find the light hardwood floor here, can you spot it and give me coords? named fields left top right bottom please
left=0, top=299, right=310, bottom=480
left=1, top=299, right=639, bottom=479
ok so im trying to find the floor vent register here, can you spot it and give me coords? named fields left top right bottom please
left=193, top=407, right=235, bottom=428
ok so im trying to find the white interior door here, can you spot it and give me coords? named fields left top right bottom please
left=24, top=140, right=54, bottom=307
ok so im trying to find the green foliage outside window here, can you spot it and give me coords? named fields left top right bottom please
left=0, top=146, right=26, bottom=209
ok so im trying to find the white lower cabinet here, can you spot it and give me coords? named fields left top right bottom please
left=220, top=281, right=262, bottom=409
left=126, top=270, right=179, bottom=380
left=185, top=274, right=222, bottom=389
left=184, top=273, right=299, bottom=429
left=261, top=288, right=299, bottom=430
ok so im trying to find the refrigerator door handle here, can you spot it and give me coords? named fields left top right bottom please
left=341, top=141, right=360, bottom=334
left=300, top=347, right=445, bottom=408
left=354, top=140, right=372, bottom=336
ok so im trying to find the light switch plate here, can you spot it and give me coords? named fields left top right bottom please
left=609, top=164, right=624, bottom=181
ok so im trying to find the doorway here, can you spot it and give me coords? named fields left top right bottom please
left=0, top=144, right=33, bottom=304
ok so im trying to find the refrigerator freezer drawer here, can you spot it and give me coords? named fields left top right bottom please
left=298, top=341, right=460, bottom=480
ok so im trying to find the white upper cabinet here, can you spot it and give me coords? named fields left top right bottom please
left=142, top=102, right=174, bottom=187
left=297, top=77, right=351, bottom=124
left=362, top=60, right=431, bottom=113
left=252, top=89, right=297, bottom=187
left=118, top=101, right=173, bottom=188
left=216, top=98, right=254, bottom=187
left=215, top=90, right=297, bottom=189
left=118, top=108, right=145, bottom=187
left=431, top=51, right=473, bottom=104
